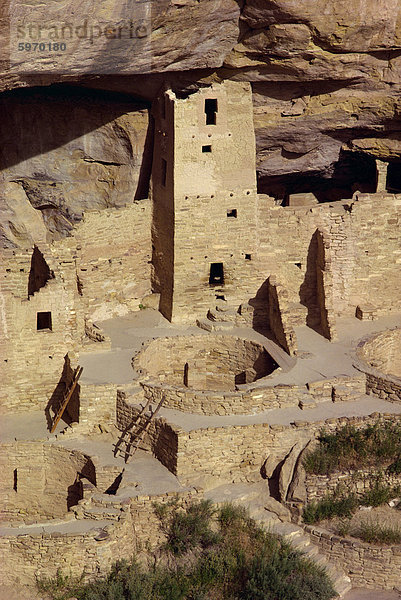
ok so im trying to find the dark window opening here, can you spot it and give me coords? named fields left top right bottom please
left=227, top=209, right=237, bottom=218
left=245, top=254, right=252, bottom=261
left=13, top=469, right=17, bottom=492
left=105, top=472, right=123, bottom=495
left=386, top=162, right=401, bottom=193
left=216, top=294, right=226, bottom=300
left=205, top=98, right=218, bottom=125
left=202, top=145, right=212, bottom=153
left=235, top=372, right=247, bottom=385
left=28, top=245, right=54, bottom=297
left=161, top=158, right=167, bottom=187
left=183, top=362, right=189, bottom=387
left=76, top=274, right=83, bottom=296
left=295, top=262, right=302, bottom=269
left=67, top=474, right=83, bottom=510
left=209, top=263, right=224, bottom=285
left=37, top=311, right=52, bottom=331
left=262, top=150, right=377, bottom=204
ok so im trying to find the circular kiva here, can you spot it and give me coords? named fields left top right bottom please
left=355, top=327, right=401, bottom=404
left=357, top=327, right=401, bottom=379
left=132, top=335, right=282, bottom=415
left=0, top=442, right=96, bottom=524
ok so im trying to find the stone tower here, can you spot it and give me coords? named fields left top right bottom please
left=151, top=81, right=259, bottom=323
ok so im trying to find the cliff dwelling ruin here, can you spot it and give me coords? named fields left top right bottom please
left=1, top=13, right=401, bottom=596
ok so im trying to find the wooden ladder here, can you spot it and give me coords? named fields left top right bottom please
left=114, top=396, right=165, bottom=463
left=50, top=366, right=83, bottom=433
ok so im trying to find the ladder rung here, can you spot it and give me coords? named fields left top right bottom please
left=114, top=395, right=166, bottom=463
left=50, top=366, right=83, bottom=433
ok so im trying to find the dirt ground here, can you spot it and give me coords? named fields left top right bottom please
left=322, top=504, right=401, bottom=542
left=0, top=585, right=51, bottom=600
left=344, top=589, right=401, bottom=600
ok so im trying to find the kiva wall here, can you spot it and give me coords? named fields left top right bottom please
left=355, top=328, right=401, bottom=404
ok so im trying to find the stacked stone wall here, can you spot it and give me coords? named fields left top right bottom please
left=0, top=511, right=134, bottom=586
left=0, top=245, right=84, bottom=413
left=0, top=442, right=95, bottom=523
left=173, top=413, right=401, bottom=488
left=355, top=328, right=401, bottom=404
left=305, top=467, right=401, bottom=501
left=116, top=390, right=178, bottom=474
left=305, top=524, right=401, bottom=590
left=267, top=277, right=298, bottom=354
left=71, top=200, right=152, bottom=318
left=78, top=383, right=118, bottom=434
left=141, top=380, right=307, bottom=416
left=0, top=483, right=200, bottom=587
left=256, top=193, right=401, bottom=330
left=0, top=200, right=151, bottom=413
left=130, top=489, right=202, bottom=551
left=133, top=335, right=366, bottom=413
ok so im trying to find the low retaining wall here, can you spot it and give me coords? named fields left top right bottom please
left=0, top=509, right=134, bottom=586
left=365, top=372, right=401, bottom=404
left=141, top=380, right=305, bottom=416
left=305, top=524, right=401, bottom=590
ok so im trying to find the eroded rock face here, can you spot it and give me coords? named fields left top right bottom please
left=1, top=0, right=401, bottom=246
left=0, top=88, right=149, bottom=246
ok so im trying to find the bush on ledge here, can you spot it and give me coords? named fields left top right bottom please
left=38, top=501, right=337, bottom=600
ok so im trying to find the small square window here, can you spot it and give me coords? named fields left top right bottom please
left=202, top=145, right=212, bottom=153
left=227, top=209, right=237, bottom=218
left=37, top=311, right=52, bottom=331
left=245, top=254, right=252, bottom=261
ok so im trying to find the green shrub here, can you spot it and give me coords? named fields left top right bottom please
left=387, top=456, right=401, bottom=475
left=165, top=499, right=219, bottom=555
left=303, top=480, right=401, bottom=525
left=218, top=502, right=248, bottom=528
left=336, top=518, right=352, bottom=538
left=39, top=502, right=338, bottom=600
left=303, top=493, right=358, bottom=524
left=241, top=540, right=336, bottom=600
left=304, top=421, right=401, bottom=475
left=361, top=482, right=401, bottom=507
left=355, top=520, right=401, bottom=545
